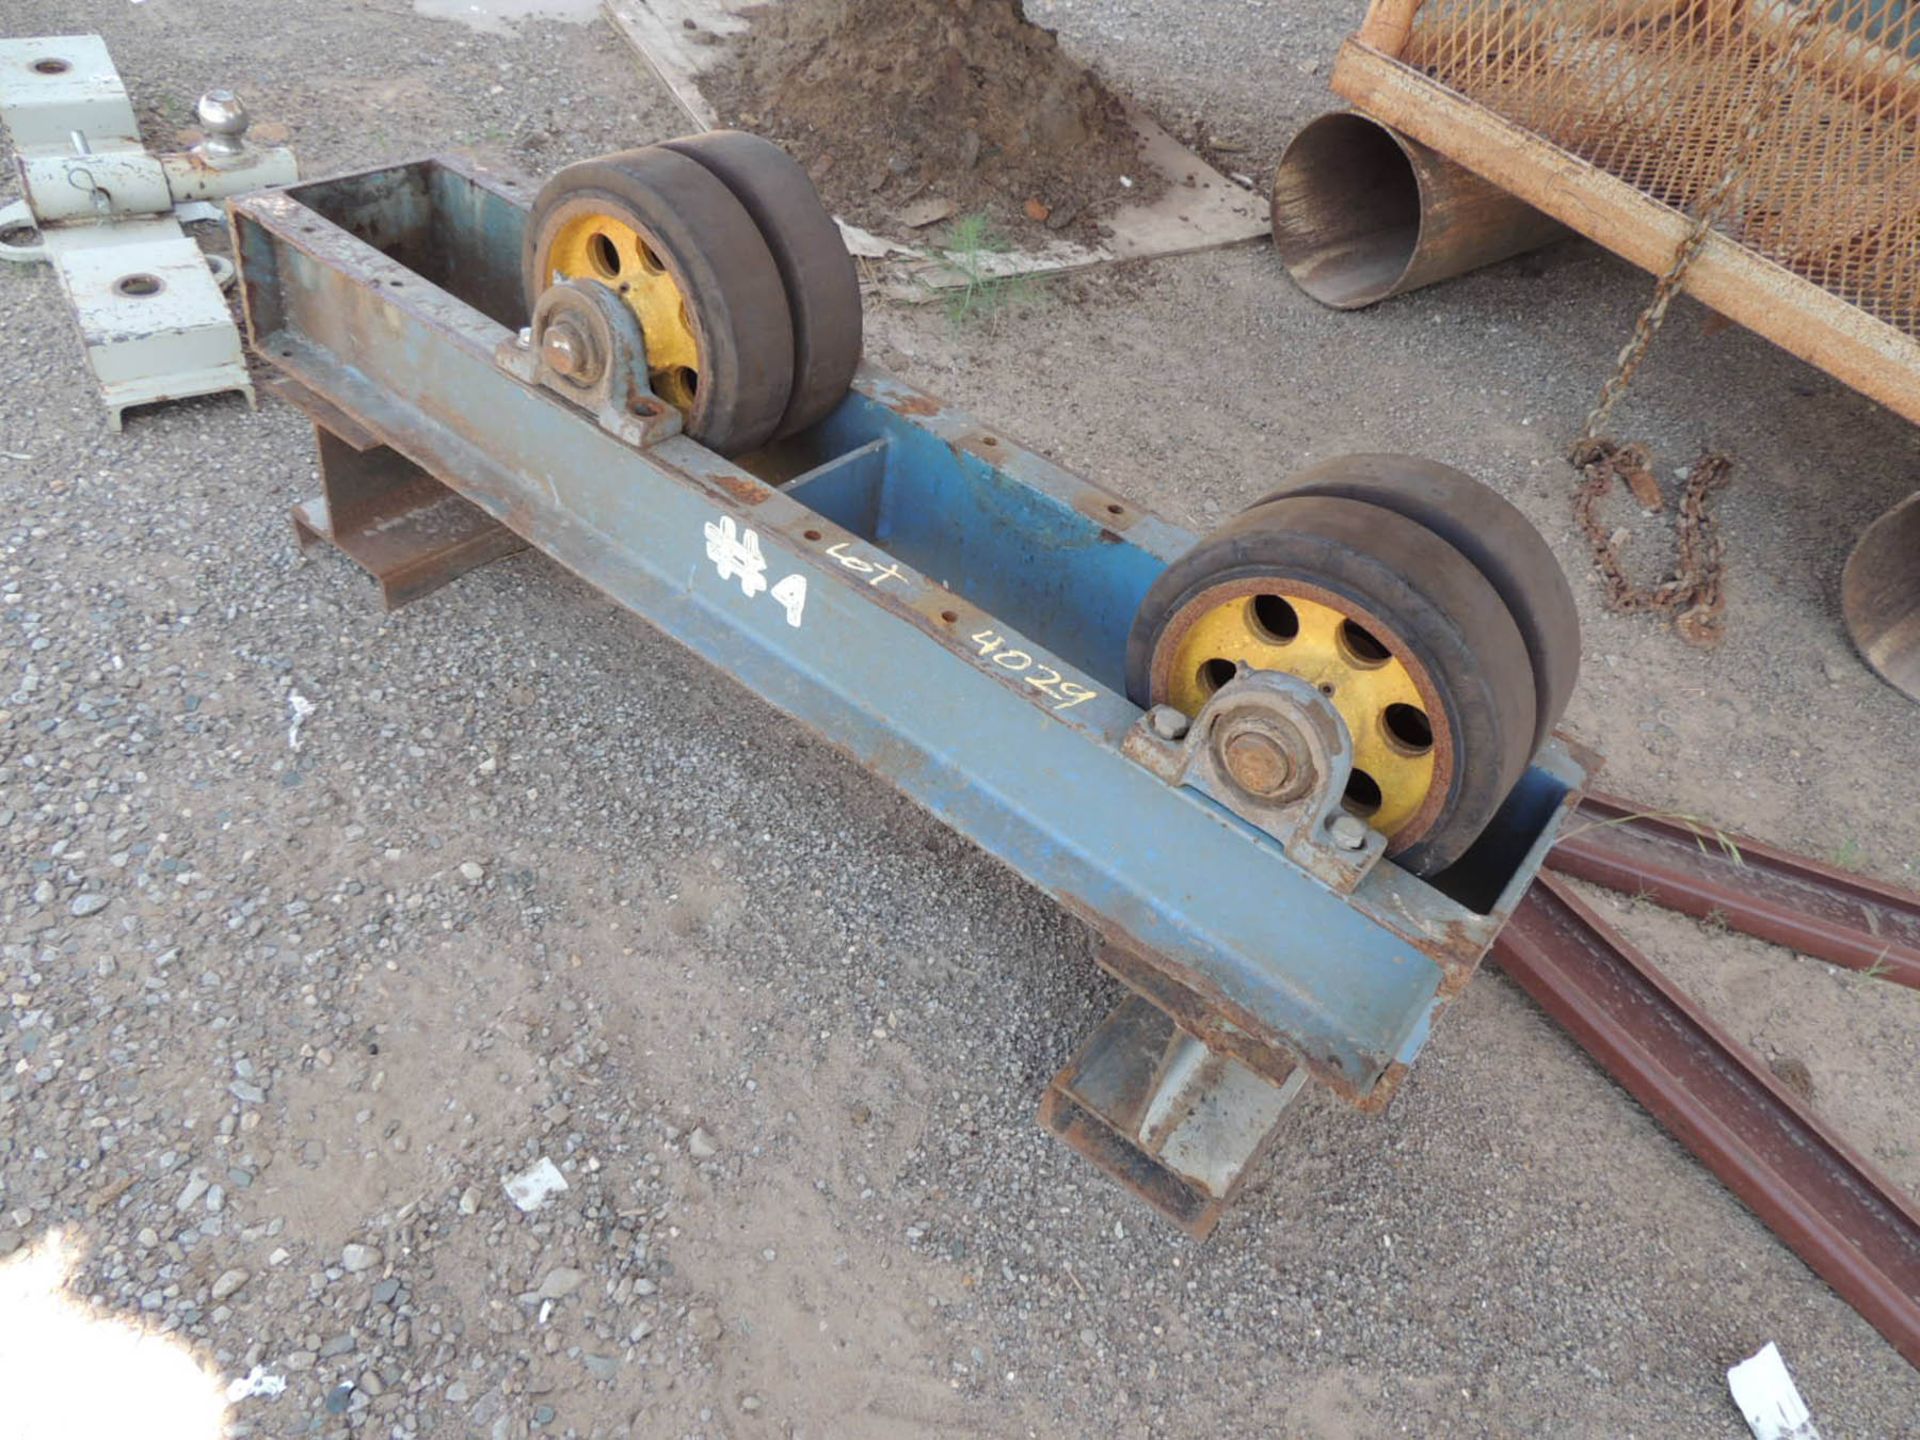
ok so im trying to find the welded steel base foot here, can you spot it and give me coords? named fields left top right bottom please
left=293, top=424, right=526, bottom=611
left=1040, top=995, right=1307, bottom=1238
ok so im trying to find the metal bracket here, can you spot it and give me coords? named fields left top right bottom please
left=494, top=277, right=685, bottom=449
left=1122, top=669, right=1387, bottom=894
left=0, top=37, right=297, bottom=427
left=267, top=374, right=527, bottom=611
left=1040, top=995, right=1308, bottom=1238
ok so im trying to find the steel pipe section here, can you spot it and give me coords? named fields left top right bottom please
left=1270, top=111, right=1566, bottom=310
left=1844, top=489, right=1920, bottom=704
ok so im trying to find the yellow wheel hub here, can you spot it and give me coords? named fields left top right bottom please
left=543, top=212, right=701, bottom=412
left=1163, top=590, right=1439, bottom=837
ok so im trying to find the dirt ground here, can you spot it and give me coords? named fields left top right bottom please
left=2, top=1, right=1919, bottom=1438
left=709, top=0, right=1154, bottom=243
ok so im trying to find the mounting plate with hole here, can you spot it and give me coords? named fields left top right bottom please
left=0, top=33, right=299, bottom=426
left=0, top=201, right=46, bottom=263
left=1121, top=668, right=1386, bottom=895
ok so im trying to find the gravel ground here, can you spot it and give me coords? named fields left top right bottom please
left=3, top=2, right=1919, bottom=1438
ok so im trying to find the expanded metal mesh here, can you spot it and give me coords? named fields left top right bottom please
left=1402, top=0, right=1920, bottom=337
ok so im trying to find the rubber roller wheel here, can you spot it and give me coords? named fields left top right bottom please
left=1126, top=494, right=1537, bottom=876
left=523, top=145, right=795, bottom=456
left=1251, top=454, right=1580, bottom=752
left=661, top=131, right=862, bottom=439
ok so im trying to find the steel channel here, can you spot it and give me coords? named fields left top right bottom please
left=1495, top=875, right=1920, bottom=1369
left=228, top=157, right=1586, bottom=1105
left=1549, top=792, right=1920, bottom=990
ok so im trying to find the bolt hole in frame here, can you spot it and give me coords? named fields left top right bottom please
left=113, top=273, right=164, bottom=298
left=233, top=156, right=1587, bottom=1111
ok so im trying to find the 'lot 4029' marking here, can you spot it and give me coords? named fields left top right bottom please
left=969, top=630, right=1097, bottom=710
left=702, top=513, right=1099, bottom=711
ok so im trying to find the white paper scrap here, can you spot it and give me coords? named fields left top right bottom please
left=503, top=1156, right=569, bottom=1213
left=1728, top=1342, right=1820, bottom=1440
left=225, top=1366, right=287, bottom=1402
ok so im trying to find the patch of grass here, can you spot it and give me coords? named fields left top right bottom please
left=1558, top=807, right=1745, bottom=867
left=936, top=212, right=1032, bottom=329
left=1830, top=836, right=1864, bottom=871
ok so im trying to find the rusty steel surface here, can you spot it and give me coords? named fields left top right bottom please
left=1394, top=0, right=1920, bottom=337
left=1270, top=110, right=1566, bottom=309
left=1844, top=488, right=1920, bottom=703
left=1039, top=992, right=1306, bottom=1239
left=1495, top=874, right=1920, bottom=1370
left=1330, top=42, right=1920, bottom=432
left=1550, top=792, right=1920, bottom=991
left=291, top=424, right=528, bottom=612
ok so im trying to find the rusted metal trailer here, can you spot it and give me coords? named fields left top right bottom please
left=1272, top=0, right=1920, bottom=701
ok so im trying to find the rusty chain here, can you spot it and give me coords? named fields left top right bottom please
left=1568, top=0, right=1825, bottom=647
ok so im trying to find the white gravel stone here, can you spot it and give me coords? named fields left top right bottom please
left=211, top=1268, right=250, bottom=1301
left=536, top=1266, right=584, bottom=1299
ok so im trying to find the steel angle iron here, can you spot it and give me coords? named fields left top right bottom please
left=232, top=131, right=1587, bottom=1235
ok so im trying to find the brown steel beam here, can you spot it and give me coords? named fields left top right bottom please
left=1494, top=876, right=1920, bottom=1370
left=1549, top=792, right=1920, bottom=990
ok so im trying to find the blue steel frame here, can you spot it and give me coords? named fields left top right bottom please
left=230, top=155, right=1586, bottom=1107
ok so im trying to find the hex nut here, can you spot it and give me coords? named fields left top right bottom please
left=1328, top=812, right=1371, bottom=850
left=1147, top=705, right=1189, bottom=742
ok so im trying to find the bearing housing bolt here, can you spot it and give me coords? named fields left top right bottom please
left=1220, top=729, right=1294, bottom=797
left=1328, top=812, right=1371, bottom=851
left=1147, top=705, right=1189, bottom=742
left=542, top=321, right=596, bottom=382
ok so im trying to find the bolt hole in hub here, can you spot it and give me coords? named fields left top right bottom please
left=31, top=57, right=71, bottom=75
left=587, top=231, right=621, bottom=279
left=1383, top=701, right=1433, bottom=755
left=0, top=224, right=40, bottom=250
left=1198, top=657, right=1238, bottom=693
left=1343, top=768, right=1384, bottom=818
left=1250, top=593, right=1299, bottom=642
left=114, top=273, right=164, bottom=298
left=1338, top=618, right=1391, bottom=665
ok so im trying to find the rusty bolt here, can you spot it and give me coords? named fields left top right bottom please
left=1329, top=812, right=1371, bottom=851
left=1220, top=728, right=1294, bottom=798
left=541, top=321, right=597, bottom=381
left=1147, top=705, right=1189, bottom=742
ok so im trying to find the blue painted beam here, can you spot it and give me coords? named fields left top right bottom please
left=231, top=157, right=1582, bottom=1106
